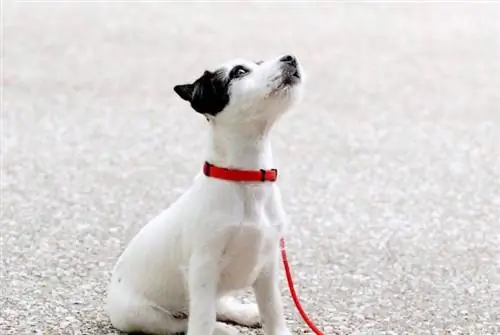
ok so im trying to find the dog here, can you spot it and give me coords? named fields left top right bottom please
left=106, top=54, right=304, bottom=335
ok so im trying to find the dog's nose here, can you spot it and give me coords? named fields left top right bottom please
left=280, top=54, right=297, bottom=66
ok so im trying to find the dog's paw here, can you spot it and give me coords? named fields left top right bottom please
left=224, top=302, right=261, bottom=328
left=216, top=297, right=261, bottom=328
left=213, top=322, right=241, bottom=335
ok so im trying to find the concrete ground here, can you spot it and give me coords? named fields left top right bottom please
left=2, top=2, right=500, bottom=335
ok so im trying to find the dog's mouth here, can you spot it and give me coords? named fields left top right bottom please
left=291, top=68, right=301, bottom=79
left=281, top=67, right=301, bottom=86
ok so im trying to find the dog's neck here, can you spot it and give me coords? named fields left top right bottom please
left=205, top=121, right=275, bottom=171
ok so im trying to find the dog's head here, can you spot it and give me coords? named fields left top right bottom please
left=173, top=54, right=303, bottom=126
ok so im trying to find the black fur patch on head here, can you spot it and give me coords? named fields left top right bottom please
left=174, top=70, right=230, bottom=117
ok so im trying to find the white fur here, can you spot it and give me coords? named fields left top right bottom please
left=106, top=55, right=303, bottom=335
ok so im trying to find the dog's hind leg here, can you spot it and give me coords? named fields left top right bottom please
left=216, top=295, right=261, bottom=328
left=108, top=291, right=187, bottom=334
left=112, top=303, right=187, bottom=334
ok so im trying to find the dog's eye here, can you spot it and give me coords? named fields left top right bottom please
left=230, top=65, right=250, bottom=79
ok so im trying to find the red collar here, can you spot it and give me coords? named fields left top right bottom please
left=203, top=162, right=278, bottom=182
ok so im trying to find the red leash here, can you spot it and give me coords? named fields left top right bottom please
left=280, top=237, right=327, bottom=335
left=202, top=162, right=329, bottom=334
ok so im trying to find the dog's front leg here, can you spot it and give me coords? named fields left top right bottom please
left=253, top=248, right=291, bottom=335
left=187, top=252, right=239, bottom=335
left=187, top=252, right=218, bottom=335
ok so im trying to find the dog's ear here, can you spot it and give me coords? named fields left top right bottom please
left=173, top=84, right=195, bottom=102
left=175, top=70, right=229, bottom=117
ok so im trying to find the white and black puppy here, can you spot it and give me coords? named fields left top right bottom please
left=106, top=54, right=303, bottom=335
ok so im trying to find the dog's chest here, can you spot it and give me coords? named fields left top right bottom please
left=219, top=190, right=282, bottom=291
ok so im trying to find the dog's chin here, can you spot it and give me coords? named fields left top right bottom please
left=270, top=70, right=300, bottom=91
left=271, top=73, right=302, bottom=99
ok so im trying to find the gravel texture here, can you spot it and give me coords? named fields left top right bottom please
left=2, top=2, right=500, bottom=335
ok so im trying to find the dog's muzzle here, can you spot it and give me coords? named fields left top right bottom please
left=279, top=54, right=301, bottom=85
